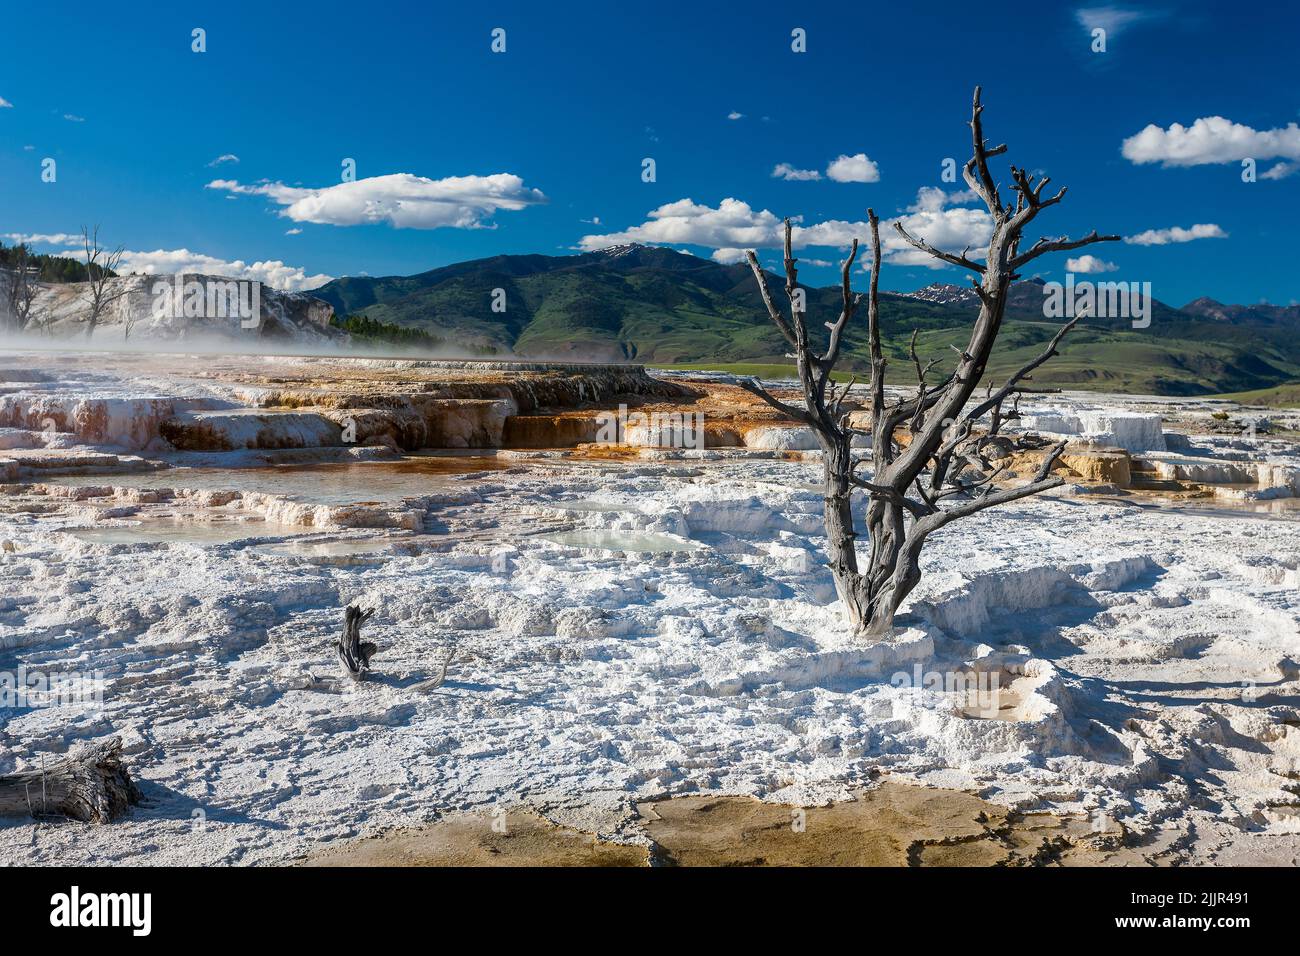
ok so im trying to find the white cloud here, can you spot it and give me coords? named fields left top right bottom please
left=727, top=111, right=744, bottom=120
left=1075, top=6, right=1154, bottom=37
left=115, top=249, right=332, bottom=291
left=3, top=232, right=82, bottom=247
left=1123, top=223, right=1227, bottom=246
left=826, top=153, right=880, bottom=183
left=206, top=172, right=547, bottom=230
left=17, top=234, right=330, bottom=290
left=207, top=154, right=240, bottom=167
left=885, top=188, right=991, bottom=266
left=710, top=248, right=749, bottom=265
left=1122, top=116, right=1300, bottom=167
left=285, top=228, right=303, bottom=235
left=578, top=189, right=990, bottom=271
left=772, top=162, right=822, bottom=181
left=63, top=113, right=84, bottom=122
left=1261, top=161, right=1298, bottom=181
left=1065, top=254, right=1118, bottom=273
left=0, top=97, right=12, bottom=108
left=34, top=238, right=332, bottom=290
left=579, top=198, right=781, bottom=251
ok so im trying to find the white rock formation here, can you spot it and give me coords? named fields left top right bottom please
left=10, top=274, right=343, bottom=345
left=1019, top=409, right=1166, bottom=452
left=742, top=425, right=819, bottom=451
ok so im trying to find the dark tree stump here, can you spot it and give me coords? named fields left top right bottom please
left=338, top=605, right=378, bottom=680
left=0, top=737, right=142, bottom=823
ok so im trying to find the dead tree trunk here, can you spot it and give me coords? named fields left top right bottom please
left=80, top=225, right=127, bottom=340
left=0, top=737, right=142, bottom=823
left=740, top=87, right=1118, bottom=640
left=337, top=604, right=378, bottom=680
left=3, top=244, right=40, bottom=334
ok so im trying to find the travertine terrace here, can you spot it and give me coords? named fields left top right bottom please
left=2, top=349, right=1300, bottom=867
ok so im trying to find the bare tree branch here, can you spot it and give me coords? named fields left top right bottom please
left=736, top=378, right=815, bottom=428
left=1011, top=230, right=1121, bottom=269
left=743, top=251, right=798, bottom=348
left=892, top=221, right=984, bottom=273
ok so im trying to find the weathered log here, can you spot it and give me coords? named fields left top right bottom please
left=0, top=737, right=141, bottom=823
left=337, top=604, right=378, bottom=680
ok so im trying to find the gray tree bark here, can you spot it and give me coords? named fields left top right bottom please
left=337, top=604, right=378, bottom=679
left=0, top=737, right=142, bottom=823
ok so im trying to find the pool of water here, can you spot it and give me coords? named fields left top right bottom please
left=1080, top=494, right=1300, bottom=521
left=1145, top=496, right=1300, bottom=520
left=540, top=529, right=702, bottom=552
left=253, top=536, right=408, bottom=558
left=44, top=455, right=510, bottom=506
left=551, top=499, right=643, bottom=514
left=63, top=518, right=295, bottom=545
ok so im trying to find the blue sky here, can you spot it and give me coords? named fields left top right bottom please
left=1, top=0, right=1297, bottom=306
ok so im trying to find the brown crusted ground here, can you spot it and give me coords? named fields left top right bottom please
left=301, top=780, right=1183, bottom=867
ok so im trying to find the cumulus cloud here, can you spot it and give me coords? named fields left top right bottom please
left=206, top=172, right=547, bottom=230
left=26, top=236, right=332, bottom=291
left=63, top=113, right=84, bottom=122
left=578, top=189, right=990, bottom=271
left=727, top=111, right=744, bottom=120
left=207, top=154, right=240, bottom=167
left=710, top=248, right=749, bottom=265
left=90, top=248, right=331, bottom=291
left=1122, top=116, right=1300, bottom=167
left=1075, top=6, right=1155, bottom=37
left=3, top=232, right=82, bottom=247
left=579, top=198, right=781, bottom=251
left=1124, top=223, right=1227, bottom=246
left=0, top=97, right=13, bottom=108
left=886, top=188, right=992, bottom=266
left=1261, top=161, right=1298, bottom=181
left=772, top=163, right=822, bottom=181
left=1065, top=254, right=1118, bottom=273
left=826, top=153, right=880, bottom=183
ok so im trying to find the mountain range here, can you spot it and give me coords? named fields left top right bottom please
left=305, top=244, right=1300, bottom=397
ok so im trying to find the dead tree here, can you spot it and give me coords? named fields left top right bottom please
left=0, top=737, right=142, bottom=823
left=3, top=244, right=40, bottom=334
left=337, top=604, right=378, bottom=679
left=741, top=87, right=1119, bottom=639
left=80, top=225, right=127, bottom=339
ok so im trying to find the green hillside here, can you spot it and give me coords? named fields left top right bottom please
left=310, top=245, right=1300, bottom=398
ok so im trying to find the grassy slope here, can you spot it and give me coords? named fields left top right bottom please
left=312, top=253, right=1300, bottom=398
left=659, top=322, right=1300, bottom=397
left=1206, top=383, right=1300, bottom=407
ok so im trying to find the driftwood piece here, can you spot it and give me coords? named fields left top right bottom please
left=337, top=604, right=378, bottom=680
left=411, top=645, right=457, bottom=693
left=0, top=737, right=142, bottom=823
